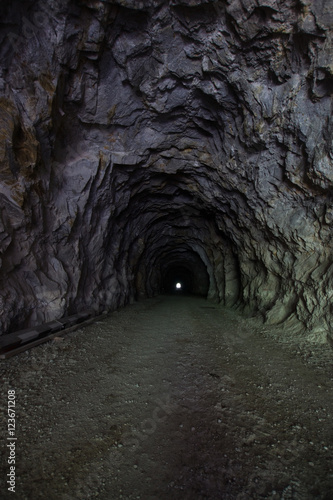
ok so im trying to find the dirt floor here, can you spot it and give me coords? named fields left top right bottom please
left=1, top=295, right=333, bottom=499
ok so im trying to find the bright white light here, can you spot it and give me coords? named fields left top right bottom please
left=176, top=282, right=182, bottom=289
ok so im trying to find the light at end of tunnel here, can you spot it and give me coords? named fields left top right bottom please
left=176, top=282, right=182, bottom=289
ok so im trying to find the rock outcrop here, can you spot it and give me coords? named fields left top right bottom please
left=0, top=0, right=332, bottom=338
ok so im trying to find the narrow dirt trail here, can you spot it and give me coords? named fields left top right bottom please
left=1, top=296, right=332, bottom=499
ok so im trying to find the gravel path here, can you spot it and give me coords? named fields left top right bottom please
left=1, top=295, right=332, bottom=499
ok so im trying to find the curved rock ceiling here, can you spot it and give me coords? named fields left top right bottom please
left=0, top=0, right=332, bottom=336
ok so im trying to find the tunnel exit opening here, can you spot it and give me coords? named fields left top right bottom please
left=162, top=264, right=209, bottom=297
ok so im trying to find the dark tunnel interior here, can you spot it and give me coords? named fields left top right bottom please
left=162, top=265, right=207, bottom=295
left=163, top=266, right=193, bottom=295
left=0, top=0, right=333, bottom=497
left=0, top=0, right=332, bottom=340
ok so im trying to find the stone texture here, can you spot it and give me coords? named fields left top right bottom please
left=0, top=0, right=332, bottom=338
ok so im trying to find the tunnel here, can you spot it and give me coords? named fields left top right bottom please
left=0, top=0, right=332, bottom=344
left=1, top=1, right=333, bottom=499
left=162, top=256, right=210, bottom=295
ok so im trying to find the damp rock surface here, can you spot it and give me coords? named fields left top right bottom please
left=0, top=0, right=333, bottom=337
left=1, top=296, right=332, bottom=499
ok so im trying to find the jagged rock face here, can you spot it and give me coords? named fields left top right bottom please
left=0, top=0, right=332, bottom=336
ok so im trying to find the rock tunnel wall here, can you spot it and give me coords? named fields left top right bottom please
left=0, top=0, right=332, bottom=337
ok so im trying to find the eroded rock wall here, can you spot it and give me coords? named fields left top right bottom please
left=0, top=0, right=332, bottom=337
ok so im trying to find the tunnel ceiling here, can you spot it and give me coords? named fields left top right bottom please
left=0, top=0, right=332, bottom=337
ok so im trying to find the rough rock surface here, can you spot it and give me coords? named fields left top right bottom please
left=0, top=0, right=333, bottom=336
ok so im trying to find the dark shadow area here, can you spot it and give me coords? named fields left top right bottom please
left=163, top=266, right=193, bottom=294
left=162, top=262, right=209, bottom=296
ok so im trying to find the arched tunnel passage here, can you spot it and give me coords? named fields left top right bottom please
left=158, top=246, right=211, bottom=297
left=0, top=0, right=331, bottom=342
left=0, top=0, right=332, bottom=494
left=133, top=232, right=219, bottom=301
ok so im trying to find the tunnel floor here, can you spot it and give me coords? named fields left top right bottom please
left=1, top=296, right=333, bottom=499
